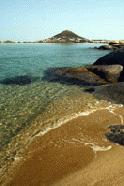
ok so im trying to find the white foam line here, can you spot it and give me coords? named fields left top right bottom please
left=119, top=115, right=124, bottom=124
left=62, top=138, right=85, bottom=144
left=34, top=103, right=123, bottom=138
left=35, top=109, right=97, bottom=137
left=62, top=139, right=112, bottom=154
left=85, top=143, right=112, bottom=153
left=106, top=104, right=124, bottom=124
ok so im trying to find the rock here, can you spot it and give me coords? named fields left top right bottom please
left=109, top=40, right=120, bottom=45
left=84, top=87, right=95, bottom=93
left=94, top=50, right=124, bottom=81
left=94, top=82, right=124, bottom=104
left=0, top=75, right=32, bottom=85
left=42, top=30, right=90, bottom=43
left=95, top=45, right=113, bottom=50
left=87, top=65, right=123, bottom=83
left=43, top=67, right=107, bottom=86
left=94, top=49, right=124, bottom=67
left=108, top=40, right=124, bottom=51
left=110, top=44, right=124, bottom=51
left=106, top=125, right=124, bottom=145
left=119, top=41, right=124, bottom=45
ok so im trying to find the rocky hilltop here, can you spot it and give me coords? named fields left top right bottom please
left=42, top=30, right=90, bottom=43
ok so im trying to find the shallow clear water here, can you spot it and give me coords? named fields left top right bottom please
left=0, top=43, right=110, bottom=173
left=0, top=43, right=109, bottom=147
left=0, top=43, right=108, bottom=80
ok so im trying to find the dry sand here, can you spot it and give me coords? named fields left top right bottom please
left=6, top=107, right=124, bottom=186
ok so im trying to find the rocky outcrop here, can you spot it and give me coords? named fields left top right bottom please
left=94, top=49, right=124, bottom=66
left=43, top=67, right=107, bottom=86
left=109, top=40, right=124, bottom=45
left=42, top=30, right=90, bottom=43
left=95, top=40, right=124, bottom=51
left=95, top=45, right=113, bottom=50
left=109, top=41, right=124, bottom=50
left=86, top=65, right=123, bottom=83
left=94, top=82, right=124, bottom=104
left=94, top=50, right=124, bottom=81
left=43, top=46, right=124, bottom=87
left=106, top=125, right=124, bottom=145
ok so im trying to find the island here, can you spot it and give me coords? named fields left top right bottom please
left=41, top=30, right=91, bottom=43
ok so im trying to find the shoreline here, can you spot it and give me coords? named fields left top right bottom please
left=4, top=105, right=124, bottom=186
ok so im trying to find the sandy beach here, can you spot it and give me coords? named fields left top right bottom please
left=1, top=1, right=124, bottom=185
left=5, top=107, right=124, bottom=186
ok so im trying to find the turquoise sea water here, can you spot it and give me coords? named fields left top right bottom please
left=0, top=43, right=109, bottom=178
left=0, top=43, right=108, bottom=81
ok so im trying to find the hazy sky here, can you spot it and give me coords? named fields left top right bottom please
left=0, top=0, right=124, bottom=41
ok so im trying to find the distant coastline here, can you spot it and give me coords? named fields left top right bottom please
left=0, top=30, right=115, bottom=44
left=0, top=30, right=124, bottom=44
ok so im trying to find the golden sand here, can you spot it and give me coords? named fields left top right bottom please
left=6, top=107, right=124, bottom=186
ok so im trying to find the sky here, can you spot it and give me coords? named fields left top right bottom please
left=0, top=0, right=124, bottom=41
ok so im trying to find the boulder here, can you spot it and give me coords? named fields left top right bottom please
left=106, top=125, right=124, bottom=145
left=119, top=41, right=124, bottom=45
left=94, top=49, right=124, bottom=67
left=43, top=67, right=107, bottom=86
left=94, top=82, right=124, bottom=104
left=109, top=40, right=120, bottom=45
left=87, top=65, right=123, bottom=83
left=109, top=41, right=124, bottom=50
left=95, top=45, right=113, bottom=50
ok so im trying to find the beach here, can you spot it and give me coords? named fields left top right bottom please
left=0, top=44, right=124, bottom=186
left=0, top=43, right=109, bottom=186
left=5, top=106, right=124, bottom=186
left=1, top=0, right=124, bottom=185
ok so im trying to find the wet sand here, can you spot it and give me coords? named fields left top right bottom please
left=6, top=107, right=124, bottom=186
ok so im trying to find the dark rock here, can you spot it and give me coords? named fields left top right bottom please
left=94, top=82, right=124, bottom=104
left=94, top=49, right=124, bottom=67
left=43, top=67, right=107, bottom=86
left=112, top=44, right=124, bottom=49
left=0, top=75, right=33, bottom=85
left=109, top=41, right=120, bottom=45
left=109, top=43, right=124, bottom=51
left=87, top=65, right=123, bottom=83
left=95, top=45, right=113, bottom=50
left=84, top=87, right=95, bottom=93
left=106, top=125, right=124, bottom=145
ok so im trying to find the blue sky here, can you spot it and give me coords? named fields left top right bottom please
left=0, top=0, right=124, bottom=41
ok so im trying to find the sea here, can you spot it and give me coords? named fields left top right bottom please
left=0, top=43, right=110, bottom=180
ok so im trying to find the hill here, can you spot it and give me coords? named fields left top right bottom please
left=42, top=30, right=90, bottom=43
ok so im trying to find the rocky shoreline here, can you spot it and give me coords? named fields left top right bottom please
left=42, top=48, right=124, bottom=147
left=1, top=45, right=124, bottom=186
left=95, top=40, right=124, bottom=51
left=43, top=49, right=124, bottom=85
